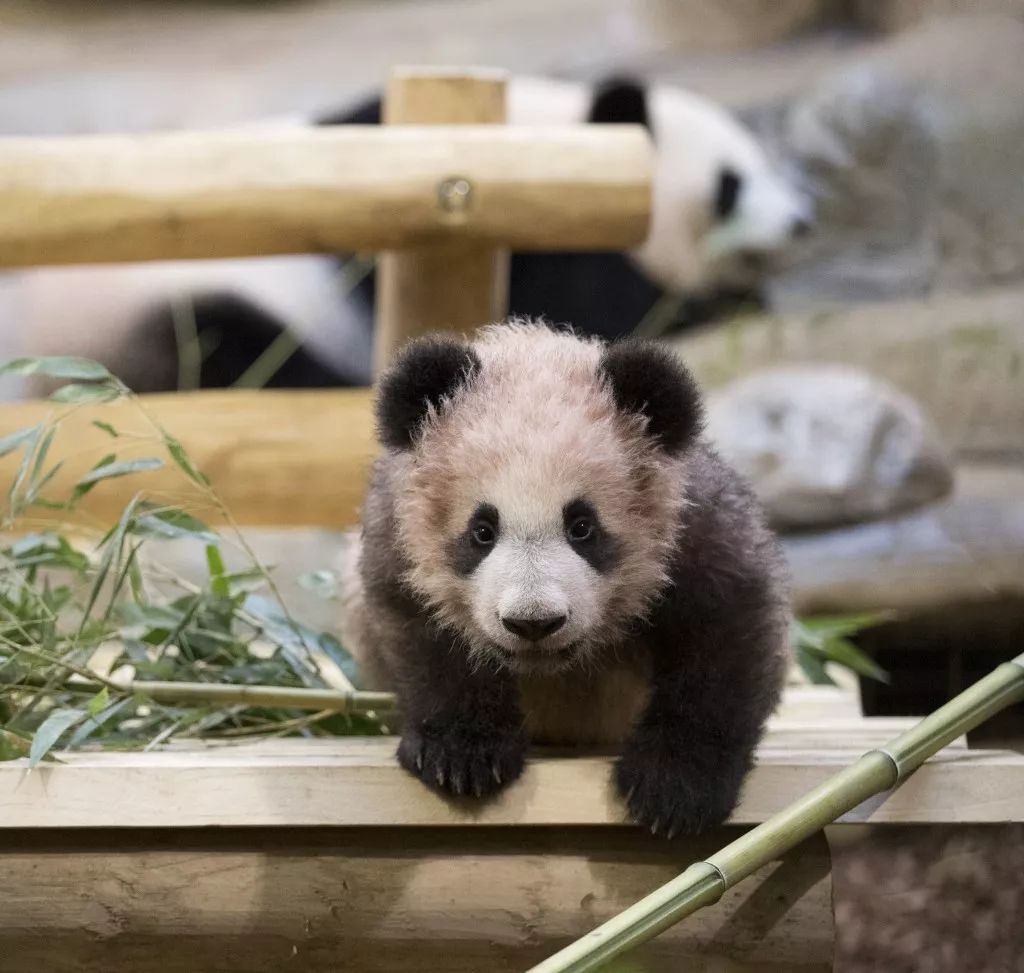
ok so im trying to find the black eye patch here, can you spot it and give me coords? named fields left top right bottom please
left=714, top=166, right=742, bottom=221
left=446, top=503, right=500, bottom=577
left=563, top=499, right=621, bottom=574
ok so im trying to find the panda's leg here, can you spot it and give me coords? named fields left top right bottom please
left=391, top=625, right=527, bottom=800
left=615, top=574, right=787, bottom=837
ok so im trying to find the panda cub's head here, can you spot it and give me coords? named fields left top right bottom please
left=377, top=321, right=702, bottom=673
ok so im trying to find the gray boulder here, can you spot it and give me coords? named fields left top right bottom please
left=706, top=365, right=954, bottom=530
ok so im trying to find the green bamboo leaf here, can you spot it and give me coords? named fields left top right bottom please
left=163, top=433, right=210, bottom=486
left=0, top=425, right=39, bottom=459
left=87, top=686, right=111, bottom=717
left=816, top=636, right=890, bottom=684
left=50, top=381, right=123, bottom=404
left=69, top=696, right=133, bottom=747
left=796, top=645, right=836, bottom=686
left=0, top=356, right=111, bottom=380
left=205, top=544, right=229, bottom=598
left=131, top=504, right=217, bottom=542
left=75, top=456, right=163, bottom=490
left=799, top=612, right=891, bottom=641
left=29, top=708, right=87, bottom=767
left=0, top=729, right=31, bottom=762
left=92, top=420, right=120, bottom=438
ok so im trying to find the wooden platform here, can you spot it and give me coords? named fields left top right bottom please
left=2, top=710, right=1021, bottom=972
left=3, top=714, right=1020, bottom=830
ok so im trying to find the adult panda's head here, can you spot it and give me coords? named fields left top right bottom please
left=583, top=76, right=812, bottom=295
left=375, top=320, right=703, bottom=674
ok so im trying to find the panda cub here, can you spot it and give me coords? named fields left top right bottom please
left=341, top=320, right=789, bottom=835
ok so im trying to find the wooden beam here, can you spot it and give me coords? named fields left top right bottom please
left=0, top=389, right=376, bottom=529
left=0, top=828, right=834, bottom=972
left=375, top=67, right=510, bottom=372
left=0, top=124, right=651, bottom=268
left=1, top=733, right=1019, bottom=829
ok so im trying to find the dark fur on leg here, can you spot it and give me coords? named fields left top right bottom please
left=395, top=644, right=526, bottom=798
left=358, top=459, right=526, bottom=799
left=616, top=446, right=789, bottom=836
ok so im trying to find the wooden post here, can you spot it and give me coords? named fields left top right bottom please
left=375, top=68, right=510, bottom=374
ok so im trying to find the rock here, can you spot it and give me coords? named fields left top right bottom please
left=670, top=284, right=1024, bottom=462
left=765, top=14, right=1024, bottom=304
left=707, top=365, right=953, bottom=529
left=782, top=463, right=1024, bottom=615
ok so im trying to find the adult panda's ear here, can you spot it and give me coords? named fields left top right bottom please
left=376, top=336, right=481, bottom=450
left=600, top=339, right=703, bottom=455
left=588, top=76, right=650, bottom=131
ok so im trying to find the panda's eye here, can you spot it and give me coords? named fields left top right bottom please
left=471, top=521, right=496, bottom=547
left=567, top=517, right=595, bottom=543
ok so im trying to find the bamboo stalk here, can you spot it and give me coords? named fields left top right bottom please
left=11, top=676, right=397, bottom=716
left=526, top=653, right=1024, bottom=973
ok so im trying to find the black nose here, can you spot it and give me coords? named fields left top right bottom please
left=501, top=614, right=567, bottom=643
left=790, top=216, right=812, bottom=239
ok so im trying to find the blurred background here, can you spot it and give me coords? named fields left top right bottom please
left=1, top=2, right=1023, bottom=968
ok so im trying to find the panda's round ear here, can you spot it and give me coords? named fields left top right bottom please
left=600, top=339, right=704, bottom=454
left=376, top=336, right=481, bottom=450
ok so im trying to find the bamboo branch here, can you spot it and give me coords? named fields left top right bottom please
left=526, top=652, right=1024, bottom=973
left=7, top=676, right=396, bottom=716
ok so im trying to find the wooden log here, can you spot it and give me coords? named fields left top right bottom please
left=0, top=390, right=376, bottom=529
left=0, top=827, right=833, bottom=972
left=375, top=68, right=510, bottom=372
left=0, top=734, right=1017, bottom=829
left=0, top=124, right=650, bottom=268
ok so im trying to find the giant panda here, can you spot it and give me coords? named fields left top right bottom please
left=340, top=320, right=789, bottom=834
left=7, top=75, right=809, bottom=394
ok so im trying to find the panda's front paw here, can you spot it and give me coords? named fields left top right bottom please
left=397, top=723, right=526, bottom=799
left=615, top=735, right=739, bottom=838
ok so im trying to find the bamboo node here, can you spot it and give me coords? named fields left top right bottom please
left=866, top=746, right=903, bottom=784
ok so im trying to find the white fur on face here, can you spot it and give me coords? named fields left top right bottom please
left=469, top=527, right=603, bottom=672
left=395, top=322, right=689, bottom=673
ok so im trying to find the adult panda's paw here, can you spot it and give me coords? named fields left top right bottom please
left=615, top=733, right=739, bottom=838
left=397, top=723, right=526, bottom=800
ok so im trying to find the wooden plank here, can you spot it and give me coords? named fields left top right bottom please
left=0, top=389, right=376, bottom=529
left=0, top=828, right=834, bottom=972
left=0, top=124, right=651, bottom=268
left=1, top=736, right=1018, bottom=829
left=375, top=67, right=510, bottom=372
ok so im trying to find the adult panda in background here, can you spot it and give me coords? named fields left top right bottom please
left=7, top=75, right=809, bottom=394
left=341, top=320, right=790, bottom=834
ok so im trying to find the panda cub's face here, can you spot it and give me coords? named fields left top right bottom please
left=377, top=322, right=703, bottom=674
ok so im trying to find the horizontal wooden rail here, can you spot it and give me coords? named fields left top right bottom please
left=0, top=389, right=376, bottom=529
left=2, top=728, right=1020, bottom=829
left=0, top=125, right=651, bottom=267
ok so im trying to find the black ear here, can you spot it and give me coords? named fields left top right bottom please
left=588, top=76, right=650, bottom=130
left=714, top=166, right=742, bottom=221
left=600, top=340, right=703, bottom=454
left=376, top=336, right=480, bottom=450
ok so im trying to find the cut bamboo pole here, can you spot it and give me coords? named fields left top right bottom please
left=35, top=677, right=396, bottom=715
left=526, top=652, right=1024, bottom=973
left=375, top=68, right=510, bottom=373
left=0, top=125, right=650, bottom=268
